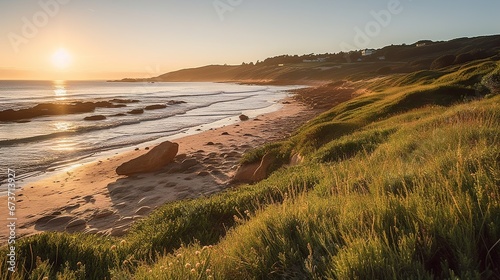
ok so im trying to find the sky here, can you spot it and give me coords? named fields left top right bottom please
left=0, top=0, right=499, bottom=80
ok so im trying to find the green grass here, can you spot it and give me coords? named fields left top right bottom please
left=125, top=94, right=500, bottom=280
left=391, top=70, right=447, bottom=87
left=2, top=59, right=500, bottom=279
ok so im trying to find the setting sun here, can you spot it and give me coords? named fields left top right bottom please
left=51, top=48, right=72, bottom=70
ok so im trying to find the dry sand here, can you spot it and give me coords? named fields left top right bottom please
left=0, top=99, right=318, bottom=242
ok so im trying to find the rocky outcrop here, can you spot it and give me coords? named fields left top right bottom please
left=233, top=152, right=276, bottom=183
left=110, top=98, right=140, bottom=104
left=167, top=100, right=186, bottom=105
left=128, top=109, right=144, bottom=114
left=0, top=101, right=126, bottom=122
left=116, top=141, right=179, bottom=176
left=145, top=104, right=167, bottom=110
left=0, top=99, right=137, bottom=121
left=84, top=115, right=107, bottom=121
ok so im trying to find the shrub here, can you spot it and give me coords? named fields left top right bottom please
left=482, top=67, right=500, bottom=94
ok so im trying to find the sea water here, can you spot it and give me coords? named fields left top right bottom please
left=0, top=80, right=301, bottom=189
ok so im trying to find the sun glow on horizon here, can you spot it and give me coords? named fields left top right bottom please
left=51, top=48, right=72, bottom=70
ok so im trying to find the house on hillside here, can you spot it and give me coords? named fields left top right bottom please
left=362, top=49, right=376, bottom=56
left=416, top=43, right=427, bottom=47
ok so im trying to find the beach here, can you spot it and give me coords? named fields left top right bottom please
left=0, top=81, right=303, bottom=182
left=0, top=98, right=318, bottom=243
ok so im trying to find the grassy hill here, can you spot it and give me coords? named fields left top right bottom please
left=116, top=35, right=500, bottom=85
left=3, top=38, right=500, bottom=279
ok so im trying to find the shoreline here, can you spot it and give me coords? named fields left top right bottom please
left=0, top=81, right=304, bottom=190
left=9, top=100, right=291, bottom=191
left=0, top=96, right=319, bottom=243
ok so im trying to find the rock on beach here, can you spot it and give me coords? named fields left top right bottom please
left=116, top=141, right=179, bottom=176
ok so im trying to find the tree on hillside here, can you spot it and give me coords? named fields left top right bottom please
left=348, top=51, right=362, bottom=62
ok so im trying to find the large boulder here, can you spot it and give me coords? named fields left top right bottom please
left=252, top=152, right=276, bottom=181
left=233, top=152, right=275, bottom=183
left=116, top=141, right=179, bottom=176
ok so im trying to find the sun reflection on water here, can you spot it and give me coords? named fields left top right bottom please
left=53, top=80, right=67, bottom=100
left=51, top=138, right=77, bottom=151
left=53, top=121, right=72, bottom=131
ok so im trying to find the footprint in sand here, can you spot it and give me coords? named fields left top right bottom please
left=62, top=203, right=80, bottom=212
left=163, top=182, right=177, bottom=188
left=82, top=195, right=96, bottom=203
left=66, top=218, right=87, bottom=232
left=36, top=215, right=75, bottom=230
left=93, top=209, right=115, bottom=219
left=202, top=157, right=218, bottom=164
left=198, top=171, right=210, bottom=177
left=177, top=191, right=191, bottom=200
left=108, top=185, right=131, bottom=197
left=210, top=170, right=222, bottom=175
left=35, top=215, right=58, bottom=226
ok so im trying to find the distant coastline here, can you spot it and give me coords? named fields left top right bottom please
left=110, top=35, right=500, bottom=86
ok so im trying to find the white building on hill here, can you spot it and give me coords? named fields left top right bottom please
left=362, top=49, right=376, bottom=56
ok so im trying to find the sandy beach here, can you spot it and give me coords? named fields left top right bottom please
left=0, top=98, right=318, bottom=242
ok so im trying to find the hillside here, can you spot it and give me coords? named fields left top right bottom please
left=2, top=37, right=500, bottom=279
left=116, top=35, right=500, bottom=85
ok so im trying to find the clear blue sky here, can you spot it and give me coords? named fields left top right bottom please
left=0, top=0, right=498, bottom=80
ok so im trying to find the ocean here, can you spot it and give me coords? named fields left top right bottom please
left=0, top=80, right=301, bottom=189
